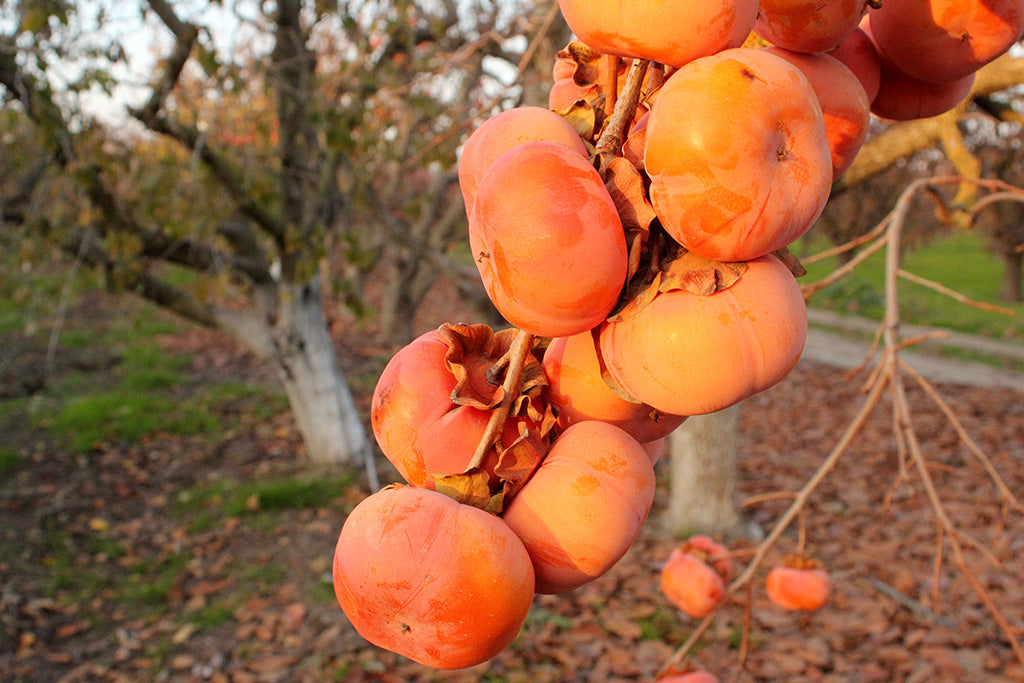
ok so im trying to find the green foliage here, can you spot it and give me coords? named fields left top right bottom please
left=0, top=448, right=22, bottom=474
left=176, top=472, right=356, bottom=520
left=801, top=230, right=1024, bottom=340
left=52, top=391, right=218, bottom=451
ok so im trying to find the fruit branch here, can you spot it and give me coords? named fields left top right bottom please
left=466, top=328, right=535, bottom=470
left=594, top=58, right=650, bottom=172
left=659, top=175, right=1024, bottom=677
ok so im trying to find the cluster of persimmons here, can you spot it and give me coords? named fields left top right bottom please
left=331, top=0, right=1024, bottom=676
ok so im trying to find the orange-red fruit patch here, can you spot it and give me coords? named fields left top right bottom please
left=458, top=106, right=587, bottom=214
left=661, top=541, right=729, bottom=619
left=599, top=255, right=807, bottom=417
left=556, top=0, right=759, bottom=68
left=502, top=421, right=655, bottom=594
left=755, top=0, right=870, bottom=54
left=644, top=48, right=832, bottom=262
left=333, top=486, right=535, bottom=669
left=766, top=564, right=834, bottom=611
left=763, top=47, right=871, bottom=180
left=543, top=331, right=687, bottom=444
left=469, top=141, right=628, bottom=338
left=868, top=0, right=1024, bottom=85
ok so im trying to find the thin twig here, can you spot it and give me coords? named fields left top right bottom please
left=800, top=233, right=888, bottom=300
left=900, top=360, right=1023, bottom=513
left=897, top=269, right=1018, bottom=316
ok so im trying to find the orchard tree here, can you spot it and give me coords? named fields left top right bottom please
left=0, top=0, right=555, bottom=466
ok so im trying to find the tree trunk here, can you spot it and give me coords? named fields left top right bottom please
left=998, top=248, right=1023, bottom=303
left=662, top=404, right=762, bottom=541
left=217, top=275, right=371, bottom=467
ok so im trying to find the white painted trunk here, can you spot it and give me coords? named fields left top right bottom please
left=216, top=276, right=370, bottom=467
left=663, top=403, right=762, bottom=540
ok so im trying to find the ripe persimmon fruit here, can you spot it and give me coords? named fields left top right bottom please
left=763, top=47, right=871, bottom=180
left=644, top=48, right=832, bottom=262
left=458, top=106, right=587, bottom=213
left=868, top=0, right=1024, bottom=85
left=556, top=0, right=758, bottom=68
left=333, top=485, right=535, bottom=669
left=863, top=17, right=977, bottom=121
left=598, top=255, right=807, bottom=417
left=370, top=325, right=545, bottom=488
left=766, top=562, right=833, bottom=611
left=542, top=331, right=687, bottom=445
left=755, top=0, right=870, bottom=54
left=828, top=26, right=882, bottom=103
left=469, top=140, right=628, bottom=338
left=660, top=536, right=732, bottom=618
left=502, top=420, right=655, bottom=594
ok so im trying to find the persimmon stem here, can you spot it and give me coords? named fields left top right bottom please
left=595, top=58, right=650, bottom=173
left=466, top=328, right=534, bottom=471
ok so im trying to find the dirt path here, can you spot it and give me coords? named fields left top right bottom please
left=803, top=308, right=1024, bottom=394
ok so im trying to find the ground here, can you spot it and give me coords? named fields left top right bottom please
left=1, top=290, right=1022, bottom=683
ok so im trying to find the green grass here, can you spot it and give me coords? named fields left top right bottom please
left=800, top=230, right=1024, bottom=341
left=176, top=472, right=356, bottom=525
left=0, top=448, right=22, bottom=474
left=52, top=391, right=219, bottom=451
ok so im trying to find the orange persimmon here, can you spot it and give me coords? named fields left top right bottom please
left=370, top=326, right=543, bottom=488
left=868, top=0, right=1024, bottom=84
left=661, top=537, right=732, bottom=618
left=469, top=141, right=628, bottom=338
left=556, top=0, right=759, bottom=68
left=542, top=331, right=687, bottom=444
left=755, top=0, right=870, bottom=54
left=458, top=106, right=587, bottom=213
left=766, top=563, right=833, bottom=611
left=763, top=47, right=871, bottom=180
left=644, top=48, right=832, bottom=262
left=332, top=485, right=535, bottom=669
left=501, top=421, right=655, bottom=594
left=828, top=26, right=882, bottom=103
left=598, top=255, right=807, bottom=417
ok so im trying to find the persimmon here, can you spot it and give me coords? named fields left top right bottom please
left=755, top=0, right=870, bottom=54
left=828, top=26, right=882, bottom=103
left=333, top=485, right=535, bottom=669
left=458, top=106, right=587, bottom=213
left=763, top=47, right=871, bottom=180
left=680, top=534, right=735, bottom=581
left=556, top=0, right=759, bottom=68
left=868, top=0, right=1024, bottom=84
left=598, top=255, right=808, bottom=417
left=642, top=437, right=666, bottom=466
left=501, top=420, right=655, bottom=594
left=661, top=536, right=732, bottom=618
left=644, top=48, right=832, bottom=262
left=864, top=18, right=977, bottom=121
left=542, top=331, right=687, bottom=445
left=658, top=672, right=721, bottom=683
left=469, top=141, right=628, bottom=338
left=370, top=325, right=545, bottom=489
left=766, top=562, right=833, bottom=611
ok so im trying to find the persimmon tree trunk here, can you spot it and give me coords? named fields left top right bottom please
left=663, top=404, right=762, bottom=540
left=999, top=248, right=1023, bottom=303
left=214, top=277, right=370, bottom=466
